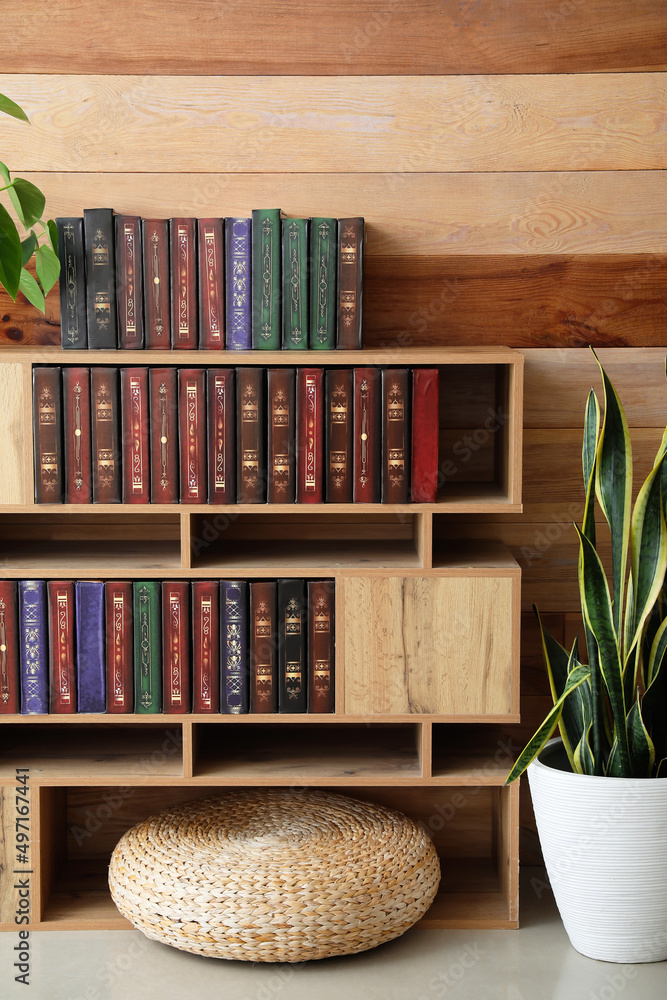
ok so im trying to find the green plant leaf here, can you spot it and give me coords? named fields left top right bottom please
left=535, top=609, right=584, bottom=769
left=627, top=696, right=655, bottom=777
left=582, top=388, right=600, bottom=546
left=574, top=719, right=595, bottom=775
left=0, top=203, right=22, bottom=299
left=0, top=161, right=10, bottom=185
left=21, top=232, right=37, bottom=267
left=0, top=93, right=29, bottom=123
left=9, top=178, right=46, bottom=229
left=46, top=219, right=58, bottom=254
left=643, top=617, right=667, bottom=765
left=656, top=757, right=667, bottom=778
left=34, top=243, right=60, bottom=295
left=18, top=267, right=45, bottom=312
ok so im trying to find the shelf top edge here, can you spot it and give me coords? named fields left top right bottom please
left=0, top=713, right=521, bottom=724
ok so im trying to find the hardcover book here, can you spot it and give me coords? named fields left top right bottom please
left=115, top=215, right=144, bottom=349
left=149, top=367, right=179, bottom=504
left=0, top=582, right=19, bottom=714
left=33, top=366, right=63, bottom=504
left=225, top=217, right=252, bottom=350
left=198, top=218, right=224, bottom=349
left=325, top=368, right=353, bottom=502
left=75, top=580, right=106, bottom=713
left=83, top=207, right=118, bottom=349
left=162, top=581, right=190, bottom=713
left=278, top=578, right=306, bottom=713
left=170, top=217, right=198, bottom=349
left=178, top=368, right=207, bottom=503
left=207, top=368, right=236, bottom=504
left=309, top=217, right=336, bottom=350
left=381, top=368, right=410, bottom=504
left=220, top=580, right=248, bottom=714
left=63, top=366, right=92, bottom=504
left=47, top=580, right=76, bottom=713
left=105, top=581, right=133, bottom=713
left=56, top=217, right=87, bottom=349
left=142, top=219, right=171, bottom=349
left=296, top=367, right=324, bottom=503
left=90, top=367, right=121, bottom=503
left=193, top=580, right=220, bottom=713
left=121, top=367, right=150, bottom=504
left=250, top=581, right=277, bottom=713
left=336, top=217, right=364, bottom=349
left=236, top=367, right=265, bottom=503
left=251, top=208, right=281, bottom=350
left=133, top=581, right=161, bottom=713
left=282, top=218, right=309, bottom=349
left=308, top=579, right=335, bottom=713
left=18, top=580, right=48, bottom=715
left=267, top=367, right=295, bottom=503
left=353, top=367, right=381, bottom=503
left=411, top=368, right=440, bottom=503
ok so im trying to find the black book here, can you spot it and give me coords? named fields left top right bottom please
left=83, top=208, right=118, bottom=349
left=278, top=578, right=306, bottom=713
left=56, top=217, right=87, bottom=349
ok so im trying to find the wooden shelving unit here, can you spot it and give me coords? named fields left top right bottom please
left=0, top=345, right=523, bottom=932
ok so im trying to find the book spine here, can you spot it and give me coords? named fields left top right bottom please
left=75, top=581, right=106, bottom=713
left=250, top=581, right=277, bottom=713
left=207, top=368, right=236, bottom=504
left=142, top=219, right=171, bottom=349
left=382, top=368, right=410, bottom=504
left=133, top=581, right=162, bottom=713
left=121, top=367, right=150, bottom=503
left=251, top=208, right=281, bottom=349
left=282, top=218, right=309, bottom=349
left=149, top=368, right=179, bottom=504
left=178, top=368, right=207, bottom=503
left=90, top=367, right=121, bottom=503
left=105, top=581, right=133, bottom=713
left=224, top=218, right=252, bottom=350
left=115, top=215, right=144, bottom=349
left=309, top=217, right=337, bottom=349
left=236, top=367, right=265, bottom=503
left=353, top=367, right=381, bottom=503
left=278, top=578, right=306, bottom=713
left=198, top=218, right=224, bottom=349
left=193, top=580, right=220, bottom=713
left=33, top=366, right=63, bottom=504
left=18, top=581, right=48, bottom=715
left=220, top=580, right=248, bottom=714
left=325, top=368, right=353, bottom=502
left=56, top=217, right=88, bottom=349
left=83, top=207, right=118, bottom=349
left=336, top=217, right=364, bottom=349
left=170, top=218, right=198, bottom=349
left=162, top=581, right=190, bottom=714
left=0, top=582, right=19, bottom=714
left=47, top=580, right=76, bottom=713
left=267, top=367, right=295, bottom=503
left=308, top=580, right=335, bottom=713
left=411, top=369, right=440, bottom=503
left=296, top=367, right=324, bottom=503
left=63, top=367, right=92, bottom=504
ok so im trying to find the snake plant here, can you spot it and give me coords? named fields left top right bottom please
left=507, top=349, right=667, bottom=782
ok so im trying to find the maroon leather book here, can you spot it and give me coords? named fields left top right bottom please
left=325, top=368, right=353, bottom=502
left=170, top=217, right=198, bottom=349
left=47, top=580, right=76, bottom=713
left=91, top=367, right=121, bottom=503
left=162, top=581, right=190, bottom=713
left=198, top=218, right=224, bottom=350
left=63, top=366, right=92, bottom=504
left=149, top=368, right=179, bottom=504
left=105, top=581, right=133, bottom=713
left=296, top=367, right=324, bottom=503
left=236, top=368, right=265, bottom=503
left=116, top=215, right=144, bottom=349
left=353, top=367, right=381, bottom=503
left=207, top=368, right=236, bottom=504
left=267, top=367, right=295, bottom=503
left=121, top=367, right=150, bottom=503
left=179, top=368, right=207, bottom=503
left=382, top=368, right=410, bottom=504
left=33, top=366, right=63, bottom=503
left=308, top=580, right=335, bottom=713
left=250, top=581, right=277, bottom=713
left=0, top=582, right=20, bottom=714
left=142, top=219, right=171, bottom=349
left=193, top=580, right=220, bottom=713
left=411, top=369, right=440, bottom=503
left=336, top=217, right=364, bottom=349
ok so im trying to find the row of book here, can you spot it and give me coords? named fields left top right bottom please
left=0, top=579, right=334, bottom=715
left=33, top=365, right=440, bottom=504
left=57, top=210, right=364, bottom=351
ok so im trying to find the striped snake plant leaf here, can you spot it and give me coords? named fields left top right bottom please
left=581, top=388, right=600, bottom=546
left=535, top=608, right=586, bottom=769
left=647, top=614, right=667, bottom=688
left=656, top=757, right=667, bottom=778
left=573, top=719, right=595, bottom=776
left=643, top=617, right=667, bottom=766
left=627, top=696, right=656, bottom=778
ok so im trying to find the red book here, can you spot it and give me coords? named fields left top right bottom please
left=353, top=367, right=381, bottom=503
left=47, top=581, right=76, bottom=713
left=149, top=368, right=179, bottom=504
left=193, top=581, right=220, bottom=713
left=250, top=581, right=277, bottom=713
left=91, top=367, right=121, bottom=503
left=116, top=215, right=144, bottom=349
left=170, top=217, right=198, bottom=349
left=382, top=368, right=410, bottom=504
left=121, top=367, right=150, bottom=503
left=198, top=218, right=224, bottom=349
left=325, top=368, right=353, bottom=502
left=411, top=369, right=440, bottom=503
left=207, top=368, right=236, bottom=504
left=105, top=581, right=133, bottom=713
left=142, top=219, right=171, bottom=349
left=178, top=368, right=207, bottom=503
left=63, top=367, right=92, bottom=504
left=236, top=368, right=265, bottom=503
left=0, top=582, right=20, bottom=714
left=296, top=367, right=324, bottom=503
left=308, top=580, right=335, bottom=713
left=267, top=367, right=295, bottom=503
left=162, top=581, right=190, bottom=713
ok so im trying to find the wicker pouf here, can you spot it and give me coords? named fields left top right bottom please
left=108, top=789, right=441, bottom=962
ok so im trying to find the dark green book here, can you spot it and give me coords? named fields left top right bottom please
left=309, top=217, right=336, bottom=349
left=252, top=208, right=281, bottom=350
left=282, top=218, right=309, bottom=349
left=133, top=581, right=162, bottom=713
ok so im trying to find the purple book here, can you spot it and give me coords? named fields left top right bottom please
left=225, top=218, right=251, bottom=350
left=18, top=581, right=48, bottom=714
left=220, top=580, right=248, bottom=714
left=76, top=581, right=106, bottom=713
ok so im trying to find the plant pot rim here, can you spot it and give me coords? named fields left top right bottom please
left=529, top=737, right=667, bottom=787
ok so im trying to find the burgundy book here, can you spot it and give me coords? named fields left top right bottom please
left=178, top=368, right=207, bottom=504
left=198, top=218, right=224, bottom=350
left=267, top=367, right=295, bottom=503
left=47, top=580, right=76, bottom=713
left=353, top=367, right=381, bottom=503
left=63, top=366, right=92, bottom=504
left=382, top=368, right=410, bottom=504
left=250, top=581, right=277, bottom=713
left=162, top=581, right=190, bottom=713
left=308, top=580, right=335, bottom=713
left=336, top=217, right=364, bottom=349
left=116, top=215, right=144, bottom=349
left=0, top=582, right=20, bottom=714
left=149, top=368, right=179, bottom=504
left=91, top=367, right=121, bottom=503
left=296, top=367, right=324, bottom=503
left=325, top=368, right=353, bottom=502
left=33, top=366, right=63, bottom=503
left=142, top=219, right=171, bottom=349
left=121, top=367, right=150, bottom=503
left=411, top=369, right=440, bottom=503
left=236, top=368, right=265, bottom=503
left=207, top=368, right=236, bottom=504
left=193, top=580, right=220, bottom=713
left=105, top=581, right=133, bottom=713
left=170, top=217, right=198, bottom=349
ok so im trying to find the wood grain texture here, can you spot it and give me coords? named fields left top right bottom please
left=0, top=786, right=19, bottom=925
left=0, top=364, right=27, bottom=504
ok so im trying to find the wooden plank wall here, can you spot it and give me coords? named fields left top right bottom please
left=1, top=2, right=666, bottom=860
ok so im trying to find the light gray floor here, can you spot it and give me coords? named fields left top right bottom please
left=1, top=869, right=666, bottom=1000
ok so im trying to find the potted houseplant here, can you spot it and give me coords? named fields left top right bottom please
left=507, top=349, right=667, bottom=963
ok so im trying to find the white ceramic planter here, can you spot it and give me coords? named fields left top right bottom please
left=528, top=738, right=667, bottom=963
